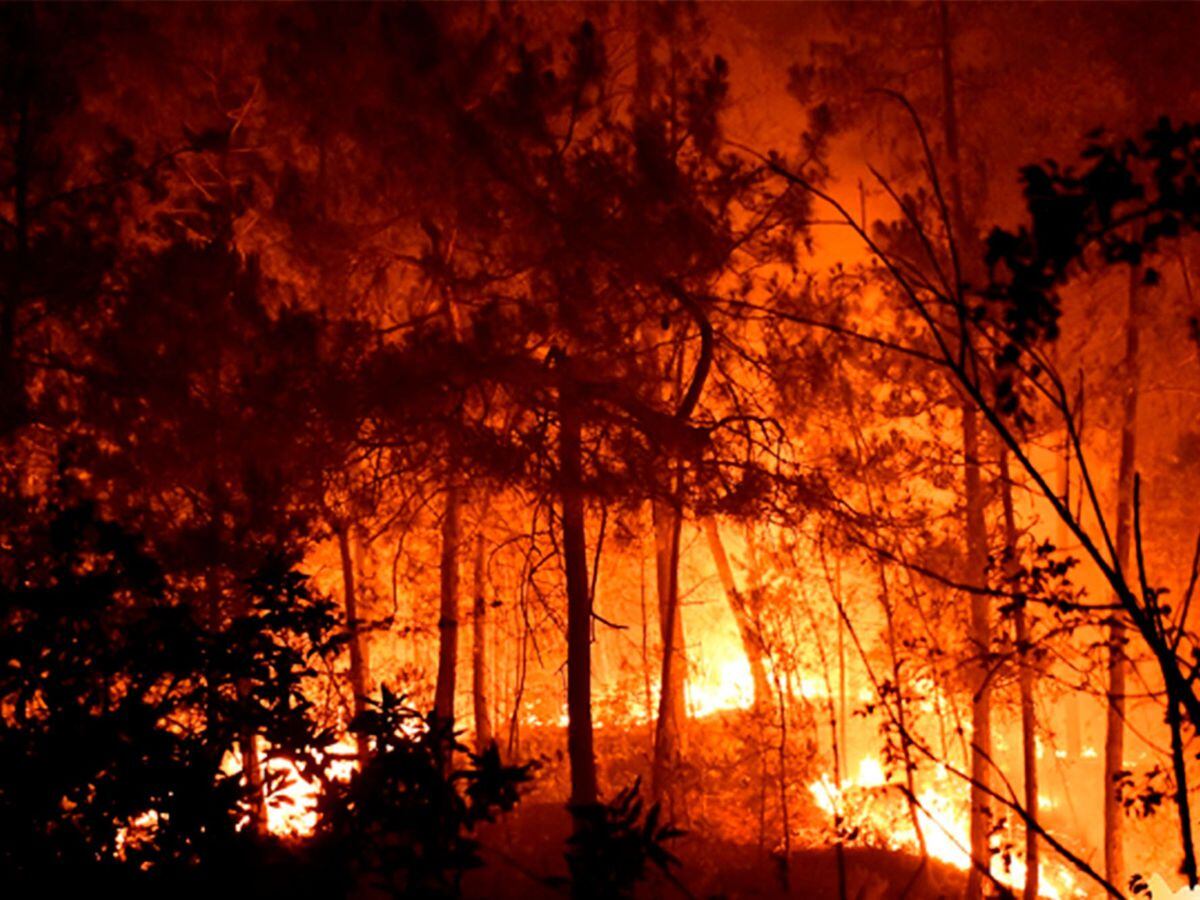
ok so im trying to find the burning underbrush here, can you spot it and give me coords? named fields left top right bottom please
left=228, top=698, right=1084, bottom=898
left=248, top=705, right=977, bottom=899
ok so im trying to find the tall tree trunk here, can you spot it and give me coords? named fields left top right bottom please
left=434, top=485, right=462, bottom=725
left=634, top=8, right=688, bottom=804
left=1056, top=386, right=1084, bottom=758
left=703, top=516, right=772, bottom=712
left=651, top=497, right=688, bottom=797
left=652, top=494, right=686, bottom=805
left=1105, top=264, right=1141, bottom=889
left=963, top=403, right=992, bottom=897
left=336, top=521, right=370, bottom=769
left=939, top=5, right=992, bottom=892
left=472, top=526, right=493, bottom=751
left=1001, top=450, right=1039, bottom=900
left=560, top=379, right=598, bottom=812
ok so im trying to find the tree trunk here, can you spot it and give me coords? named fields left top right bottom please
left=472, top=526, right=493, bottom=751
left=963, top=401, right=993, bottom=898
left=634, top=12, right=689, bottom=803
left=205, top=516, right=266, bottom=835
left=651, top=497, right=686, bottom=804
left=336, top=521, right=370, bottom=769
left=651, top=496, right=688, bottom=800
left=1001, top=450, right=1039, bottom=900
left=703, top=516, right=772, bottom=711
left=938, top=5, right=992, bottom=892
left=1057, top=399, right=1084, bottom=759
left=434, top=484, right=462, bottom=725
left=560, top=380, right=598, bottom=811
left=1105, top=264, right=1141, bottom=889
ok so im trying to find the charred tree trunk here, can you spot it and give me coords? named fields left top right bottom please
left=471, top=526, right=493, bottom=751
left=703, top=516, right=772, bottom=711
left=434, top=484, right=462, bottom=727
left=1105, top=264, right=1141, bottom=888
left=1001, top=450, right=1039, bottom=900
left=560, top=377, right=598, bottom=813
left=336, top=521, right=370, bottom=769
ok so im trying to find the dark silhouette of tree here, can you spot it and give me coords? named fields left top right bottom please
left=0, top=474, right=341, bottom=888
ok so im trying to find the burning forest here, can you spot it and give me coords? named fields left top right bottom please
left=5, top=2, right=1200, bottom=898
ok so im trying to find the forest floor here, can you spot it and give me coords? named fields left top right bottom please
left=465, top=801, right=968, bottom=899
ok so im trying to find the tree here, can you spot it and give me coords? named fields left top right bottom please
left=763, top=110, right=1200, bottom=897
left=0, top=476, right=341, bottom=887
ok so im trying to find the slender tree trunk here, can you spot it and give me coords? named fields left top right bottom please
left=1168, top=694, right=1199, bottom=888
left=939, top=5, right=992, bottom=892
left=337, top=522, right=370, bottom=769
left=634, top=14, right=689, bottom=803
left=1056, top=389, right=1085, bottom=758
left=560, top=378, right=597, bottom=813
left=1001, top=450, right=1039, bottom=900
left=963, top=402, right=993, bottom=897
left=653, top=500, right=688, bottom=724
left=651, top=495, right=686, bottom=804
left=472, top=526, right=493, bottom=751
left=434, top=485, right=462, bottom=725
left=703, top=516, right=772, bottom=711
left=1105, top=264, right=1141, bottom=888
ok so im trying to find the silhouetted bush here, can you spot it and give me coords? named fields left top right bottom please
left=560, top=779, right=684, bottom=899
left=0, top=487, right=341, bottom=889
left=308, top=688, right=534, bottom=898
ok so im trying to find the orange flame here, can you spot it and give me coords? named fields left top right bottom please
left=809, top=756, right=1082, bottom=899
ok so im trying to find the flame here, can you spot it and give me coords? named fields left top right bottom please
left=809, top=755, right=1082, bottom=899
left=687, top=655, right=755, bottom=718
left=263, top=739, right=359, bottom=837
left=855, top=755, right=887, bottom=787
left=219, top=738, right=360, bottom=838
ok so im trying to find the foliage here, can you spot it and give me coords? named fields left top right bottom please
left=0, top=476, right=340, bottom=884
left=310, top=687, right=534, bottom=898
left=559, top=778, right=684, bottom=899
left=986, top=119, right=1200, bottom=371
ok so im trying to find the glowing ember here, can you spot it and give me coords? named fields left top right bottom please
left=115, top=810, right=160, bottom=860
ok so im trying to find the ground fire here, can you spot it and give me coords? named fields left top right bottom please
left=3, top=2, right=1200, bottom=898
